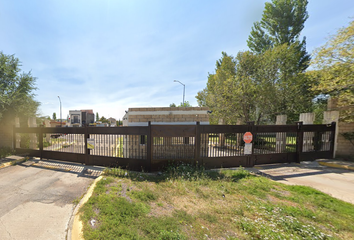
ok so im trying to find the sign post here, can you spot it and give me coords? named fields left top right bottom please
left=243, top=132, right=253, bottom=155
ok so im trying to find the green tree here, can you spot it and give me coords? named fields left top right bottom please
left=99, top=116, right=109, bottom=123
left=198, top=47, right=313, bottom=124
left=196, top=88, right=207, bottom=107
left=309, top=20, right=354, bottom=122
left=169, top=102, right=192, bottom=107
left=96, top=112, right=99, bottom=122
left=116, top=119, right=123, bottom=126
left=0, top=52, right=39, bottom=124
left=178, top=101, right=192, bottom=107
left=52, top=112, right=57, bottom=120
left=247, top=0, right=310, bottom=71
left=257, top=44, right=313, bottom=122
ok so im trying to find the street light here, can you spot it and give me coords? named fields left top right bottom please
left=58, top=96, right=62, bottom=127
left=173, top=80, right=185, bottom=106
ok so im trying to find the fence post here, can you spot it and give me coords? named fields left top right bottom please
left=218, top=119, right=225, bottom=147
left=276, top=115, right=287, bottom=153
left=39, top=125, right=43, bottom=160
left=14, top=118, right=20, bottom=149
left=329, top=122, right=336, bottom=157
left=246, top=121, right=255, bottom=167
left=147, top=121, right=152, bottom=171
left=323, top=111, right=339, bottom=158
left=84, top=125, right=89, bottom=165
left=194, top=122, right=201, bottom=165
left=296, top=121, right=303, bottom=163
left=299, top=113, right=315, bottom=152
left=28, top=117, right=37, bottom=149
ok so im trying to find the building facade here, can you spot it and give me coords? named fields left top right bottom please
left=68, top=109, right=95, bottom=127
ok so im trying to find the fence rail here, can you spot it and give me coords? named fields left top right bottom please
left=13, top=121, right=336, bottom=171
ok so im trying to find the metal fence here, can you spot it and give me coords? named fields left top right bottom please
left=13, top=121, right=336, bottom=171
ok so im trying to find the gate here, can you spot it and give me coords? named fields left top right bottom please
left=13, top=121, right=336, bottom=171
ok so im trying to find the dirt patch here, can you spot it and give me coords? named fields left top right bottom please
left=148, top=202, right=175, bottom=217
left=267, top=194, right=298, bottom=207
left=270, top=188, right=291, bottom=197
left=119, top=183, right=132, bottom=203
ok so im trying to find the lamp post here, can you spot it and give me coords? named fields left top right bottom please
left=58, top=96, right=62, bottom=127
left=173, top=80, right=185, bottom=106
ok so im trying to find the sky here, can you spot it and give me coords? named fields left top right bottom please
left=1, top=0, right=353, bottom=121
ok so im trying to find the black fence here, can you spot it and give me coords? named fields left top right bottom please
left=13, top=121, right=336, bottom=171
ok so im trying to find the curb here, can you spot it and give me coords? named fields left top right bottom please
left=67, top=175, right=103, bottom=240
left=318, top=161, right=354, bottom=171
left=0, top=157, right=29, bottom=169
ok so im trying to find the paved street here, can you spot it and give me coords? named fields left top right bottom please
left=250, top=161, right=354, bottom=204
left=0, top=159, right=102, bottom=240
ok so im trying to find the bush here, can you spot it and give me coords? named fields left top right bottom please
left=0, top=147, right=15, bottom=158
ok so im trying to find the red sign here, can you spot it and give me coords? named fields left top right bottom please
left=243, top=132, right=253, bottom=143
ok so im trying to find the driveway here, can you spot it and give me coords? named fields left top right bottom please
left=249, top=161, right=354, bottom=204
left=0, top=159, right=102, bottom=240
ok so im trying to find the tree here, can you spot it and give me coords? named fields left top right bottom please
left=247, top=0, right=310, bottom=71
left=96, top=112, right=99, bottom=122
left=196, top=88, right=207, bottom=107
left=309, top=20, right=354, bottom=122
left=169, top=102, right=192, bottom=107
left=52, top=112, right=57, bottom=120
left=178, top=101, right=192, bottom=107
left=99, top=116, right=109, bottom=123
left=198, top=47, right=313, bottom=124
left=116, top=119, right=123, bottom=126
left=0, top=52, right=39, bottom=124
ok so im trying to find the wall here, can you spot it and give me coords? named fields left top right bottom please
left=337, top=122, right=354, bottom=156
left=327, top=97, right=354, bottom=157
left=125, top=107, right=210, bottom=126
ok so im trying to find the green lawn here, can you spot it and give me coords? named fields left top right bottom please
left=79, top=164, right=354, bottom=239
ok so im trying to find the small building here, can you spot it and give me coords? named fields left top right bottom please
left=68, top=109, right=95, bottom=127
left=108, top=117, right=117, bottom=127
left=122, top=107, right=210, bottom=126
left=122, top=107, right=210, bottom=159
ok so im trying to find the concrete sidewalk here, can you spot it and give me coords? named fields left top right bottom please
left=0, top=157, right=103, bottom=240
left=0, top=155, right=28, bottom=169
left=317, top=159, right=354, bottom=171
left=249, top=160, right=354, bottom=204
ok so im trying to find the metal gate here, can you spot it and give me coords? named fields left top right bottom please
left=13, top=121, right=335, bottom=171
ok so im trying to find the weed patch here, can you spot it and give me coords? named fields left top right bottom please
left=80, top=164, right=354, bottom=239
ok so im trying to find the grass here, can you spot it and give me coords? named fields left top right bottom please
left=80, top=163, right=354, bottom=239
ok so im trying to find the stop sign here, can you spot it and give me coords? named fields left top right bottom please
left=243, top=132, right=253, bottom=143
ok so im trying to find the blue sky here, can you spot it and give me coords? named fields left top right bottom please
left=1, top=0, right=353, bottom=120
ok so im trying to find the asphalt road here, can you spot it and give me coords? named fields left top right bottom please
left=0, top=159, right=102, bottom=240
left=249, top=161, right=354, bottom=204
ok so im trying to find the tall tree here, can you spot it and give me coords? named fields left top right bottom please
left=0, top=52, right=39, bottom=124
left=52, top=112, right=57, bottom=120
left=309, top=20, right=354, bottom=122
left=96, top=112, right=99, bottom=122
left=198, top=47, right=313, bottom=124
left=247, top=0, right=310, bottom=71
